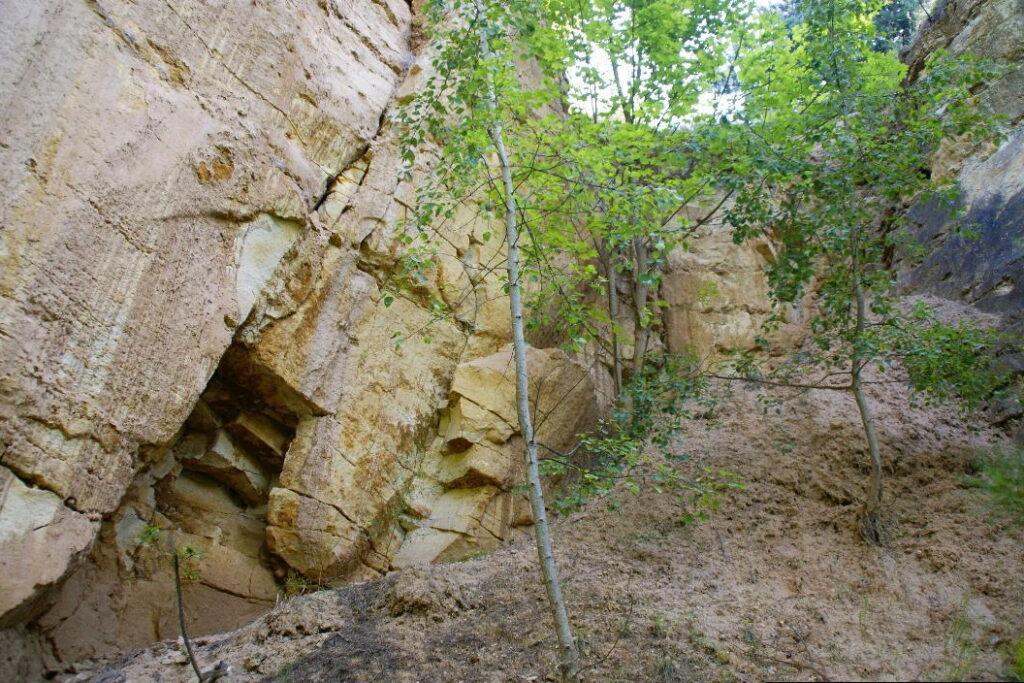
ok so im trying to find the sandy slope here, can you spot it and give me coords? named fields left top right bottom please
left=61, top=377, right=1023, bottom=682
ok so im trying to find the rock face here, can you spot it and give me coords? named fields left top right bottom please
left=899, top=0, right=1024, bottom=421
left=661, top=225, right=806, bottom=359
left=0, top=0, right=611, bottom=672
left=4, top=0, right=1015, bottom=676
left=1, top=0, right=412, bottom=621
left=391, top=345, right=601, bottom=569
left=0, top=469, right=99, bottom=627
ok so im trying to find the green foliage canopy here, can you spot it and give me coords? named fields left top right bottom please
left=398, top=0, right=1009, bottom=521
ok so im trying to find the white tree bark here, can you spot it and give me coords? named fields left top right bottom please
left=475, top=2, right=580, bottom=678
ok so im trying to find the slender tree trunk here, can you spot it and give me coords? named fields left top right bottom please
left=598, top=241, right=624, bottom=398
left=632, top=236, right=651, bottom=373
left=851, top=241, right=884, bottom=544
left=609, top=264, right=624, bottom=397
left=169, top=534, right=204, bottom=682
left=476, top=5, right=580, bottom=679
left=623, top=236, right=652, bottom=437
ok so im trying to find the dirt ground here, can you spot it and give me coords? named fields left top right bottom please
left=60, top=376, right=1024, bottom=682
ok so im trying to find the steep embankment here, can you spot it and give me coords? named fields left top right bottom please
left=901, top=0, right=1024, bottom=430
left=60, top=375, right=1024, bottom=681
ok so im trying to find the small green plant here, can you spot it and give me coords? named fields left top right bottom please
left=137, top=523, right=207, bottom=681
left=937, top=596, right=978, bottom=681
left=139, top=523, right=161, bottom=546
left=740, top=621, right=761, bottom=654
left=650, top=613, right=672, bottom=639
left=857, top=597, right=872, bottom=637
left=1010, top=637, right=1024, bottom=681
left=967, top=446, right=1024, bottom=525
left=283, top=569, right=316, bottom=597
left=176, top=545, right=204, bottom=582
left=654, top=653, right=679, bottom=682
left=168, top=534, right=206, bottom=681
left=684, top=609, right=712, bottom=650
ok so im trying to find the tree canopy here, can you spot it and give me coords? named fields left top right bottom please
left=398, top=0, right=1008, bottom=670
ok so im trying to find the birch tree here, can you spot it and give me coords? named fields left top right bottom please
left=399, top=0, right=581, bottom=676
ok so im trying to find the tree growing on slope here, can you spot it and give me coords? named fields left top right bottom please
left=712, top=0, right=1008, bottom=542
left=398, top=0, right=750, bottom=675
left=398, top=0, right=584, bottom=676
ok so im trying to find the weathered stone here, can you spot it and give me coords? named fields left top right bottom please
left=900, top=0, right=1024, bottom=428
left=0, top=0, right=414, bottom=633
left=661, top=227, right=800, bottom=358
left=438, top=442, right=515, bottom=489
left=160, top=470, right=268, bottom=558
left=423, top=487, right=499, bottom=535
left=170, top=531, right=278, bottom=603
left=450, top=345, right=598, bottom=453
left=0, top=468, right=98, bottom=626
left=180, top=430, right=273, bottom=506
left=0, top=626, right=45, bottom=682
left=478, top=492, right=516, bottom=540
left=225, top=411, right=292, bottom=467
left=236, top=214, right=304, bottom=323
left=390, top=528, right=469, bottom=569
left=266, top=487, right=366, bottom=578
left=27, top=462, right=279, bottom=665
left=440, top=396, right=515, bottom=452
left=35, top=553, right=275, bottom=665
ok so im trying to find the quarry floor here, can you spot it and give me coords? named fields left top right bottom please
left=61, top=378, right=1024, bottom=682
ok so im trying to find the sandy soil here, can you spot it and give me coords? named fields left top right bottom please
left=60, top=377, right=1024, bottom=682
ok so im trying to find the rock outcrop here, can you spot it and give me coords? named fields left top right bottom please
left=661, top=224, right=807, bottom=359
left=391, top=345, right=602, bottom=569
left=0, top=469, right=99, bottom=626
left=900, top=0, right=1024, bottom=429
left=0, top=0, right=613, bottom=673
left=5, top=0, right=1017, bottom=677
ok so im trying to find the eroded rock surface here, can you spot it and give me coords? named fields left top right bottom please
left=0, top=0, right=612, bottom=673
left=0, top=470, right=99, bottom=628
left=0, top=0, right=420, bottom=670
left=899, top=0, right=1024, bottom=429
left=661, top=225, right=806, bottom=358
left=392, top=345, right=602, bottom=569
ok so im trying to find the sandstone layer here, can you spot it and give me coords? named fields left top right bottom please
left=0, top=0, right=615, bottom=673
left=0, top=0, right=413, bottom=632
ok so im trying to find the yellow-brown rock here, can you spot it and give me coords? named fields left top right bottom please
left=0, top=469, right=98, bottom=626
left=390, top=346, right=601, bottom=569
left=662, top=228, right=773, bottom=358
left=0, top=0, right=419, bottom=668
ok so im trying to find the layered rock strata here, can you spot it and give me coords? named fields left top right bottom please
left=0, top=0, right=613, bottom=673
